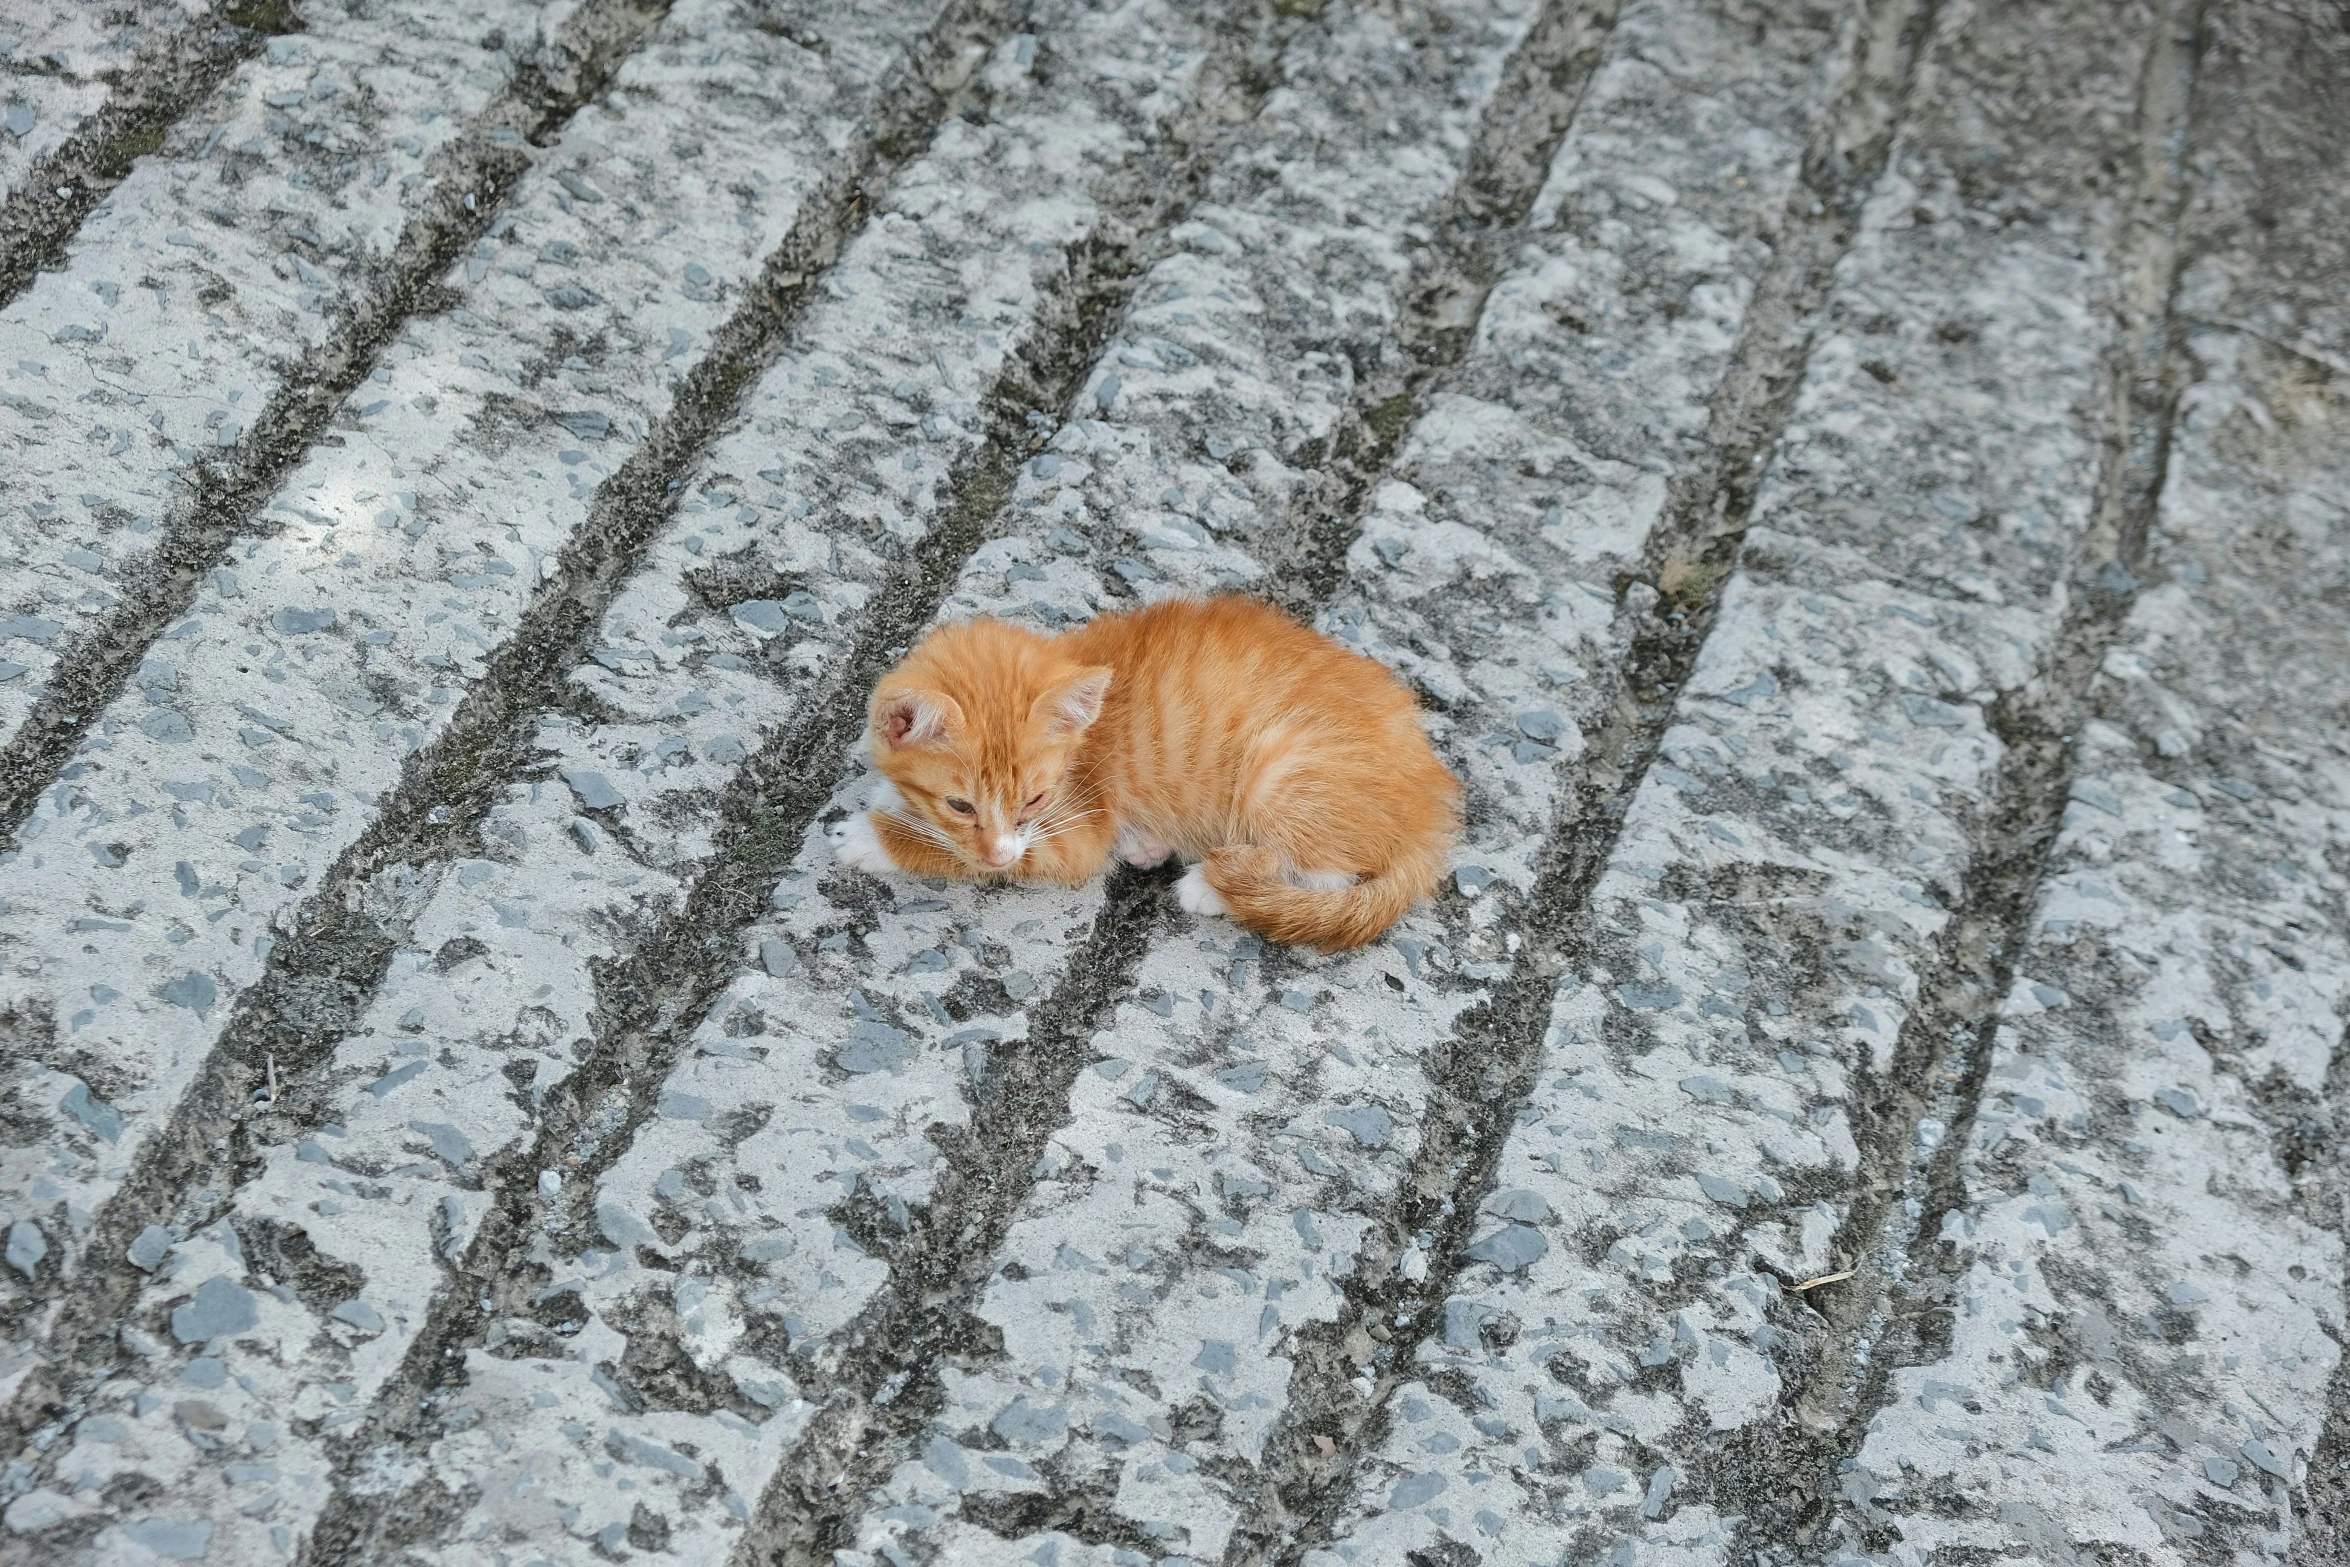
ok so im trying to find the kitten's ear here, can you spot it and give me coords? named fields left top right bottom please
left=873, top=686, right=964, bottom=750
left=1034, top=667, right=1112, bottom=739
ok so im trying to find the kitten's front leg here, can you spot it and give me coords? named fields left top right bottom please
left=832, top=812, right=898, bottom=874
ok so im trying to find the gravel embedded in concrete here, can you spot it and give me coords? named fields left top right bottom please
left=0, top=0, right=2341, bottom=1562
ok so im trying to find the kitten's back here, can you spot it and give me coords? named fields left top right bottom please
left=1067, top=596, right=1457, bottom=944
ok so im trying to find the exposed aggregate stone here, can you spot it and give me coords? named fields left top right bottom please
left=0, top=0, right=2340, bottom=1562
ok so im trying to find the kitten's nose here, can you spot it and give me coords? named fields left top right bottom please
left=983, top=836, right=1020, bottom=868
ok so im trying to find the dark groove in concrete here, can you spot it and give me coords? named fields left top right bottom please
left=700, top=7, right=1362, bottom=1559
left=289, top=4, right=1326, bottom=1558
left=0, top=1, right=298, bottom=313
left=1217, top=0, right=1948, bottom=1557
left=1715, top=1, right=2214, bottom=1549
left=0, top=0, right=1001, bottom=1492
left=740, top=872, right=1174, bottom=1567
left=2304, top=1026, right=2350, bottom=1566
left=722, top=4, right=1640, bottom=1558
left=0, top=0, right=677, bottom=848
left=1263, top=0, right=1620, bottom=617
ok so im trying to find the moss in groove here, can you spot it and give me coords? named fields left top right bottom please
left=0, top=1, right=303, bottom=310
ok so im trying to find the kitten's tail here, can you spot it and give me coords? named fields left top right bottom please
left=1198, top=837, right=1448, bottom=952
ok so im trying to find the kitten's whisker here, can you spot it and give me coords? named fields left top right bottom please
left=1017, top=803, right=1099, bottom=840
left=882, top=811, right=964, bottom=854
left=1030, top=800, right=1100, bottom=829
left=1024, top=813, right=1099, bottom=846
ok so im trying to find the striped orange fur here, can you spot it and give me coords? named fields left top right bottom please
left=837, top=595, right=1460, bottom=951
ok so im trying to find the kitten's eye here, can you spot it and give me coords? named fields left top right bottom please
left=1025, top=792, right=1047, bottom=810
left=946, top=798, right=975, bottom=815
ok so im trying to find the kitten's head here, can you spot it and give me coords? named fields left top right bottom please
left=867, top=617, right=1110, bottom=872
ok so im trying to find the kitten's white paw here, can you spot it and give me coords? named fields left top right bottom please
left=1176, top=864, right=1228, bottom=918
left=833, top=813, right=897, bottom=875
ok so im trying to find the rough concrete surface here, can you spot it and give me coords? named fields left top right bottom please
left=0, top=0, right=2340, bottom=1563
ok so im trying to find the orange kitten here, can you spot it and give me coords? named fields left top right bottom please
left=833, top=595, right=1459, bottom=951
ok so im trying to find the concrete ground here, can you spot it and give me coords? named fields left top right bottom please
left=0, top=0, right=2343, bottom=1562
